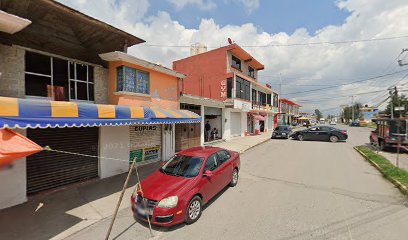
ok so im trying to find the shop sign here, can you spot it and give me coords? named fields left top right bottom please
left=134, top=125, right=157, bottom=132
left=144, top=145, right=161, bottom=161
left=220, top=79, right=227, bottom=98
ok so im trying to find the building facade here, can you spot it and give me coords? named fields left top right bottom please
left=0, top=1, right=198, bottom=209
left=173, top=43, right=279, bottom=144
left=279, top=98, right=301, bottom=125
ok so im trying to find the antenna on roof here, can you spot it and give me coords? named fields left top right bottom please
left=228, top=38, right=233, bottom=44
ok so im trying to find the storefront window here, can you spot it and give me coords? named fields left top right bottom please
left=235, top=76, right=250, bottom=101
left=117, top=66, right=150, bottom=94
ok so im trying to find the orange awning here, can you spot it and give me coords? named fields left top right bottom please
left=0, top=129, right=43, bottom=167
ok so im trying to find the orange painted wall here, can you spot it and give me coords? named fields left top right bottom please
left=108, top=61, right=179, bottom=110
left=173, top=48, right=228, bottom=101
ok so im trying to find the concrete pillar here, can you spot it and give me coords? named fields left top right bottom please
left=200, top=105, right=205, bottom=146
left=0, top=44, right=25, bottom=98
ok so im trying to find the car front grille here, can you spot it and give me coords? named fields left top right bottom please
left=136, top=195, right=158, bottom=209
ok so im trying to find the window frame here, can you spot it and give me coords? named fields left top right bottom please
left=248, top=66, right=255, bottom=78
left=69, top=62, right=94, bottom=102
left=24, top=51, right=95, bottom=102
left=235, top=76, right=250, bottom=101
left=231, top=55, right=241, bottom=70
left=116, top=65, right=150, bottom=95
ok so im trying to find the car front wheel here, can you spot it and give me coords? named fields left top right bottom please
left=330, top=135, right=339, bottom=143
left=297, top=134, right=304, bottom=141
left=186, top=196, right=202, bottom=224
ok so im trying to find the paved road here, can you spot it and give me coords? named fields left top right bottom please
left=68, top=125, right=408, bottom=240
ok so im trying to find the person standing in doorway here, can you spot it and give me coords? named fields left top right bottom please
left=205, top=121, right=211, bottom=142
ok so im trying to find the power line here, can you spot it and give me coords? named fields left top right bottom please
left=282, top=69, right=408, bottom=96
left=139, top=34, right=408, bottom=48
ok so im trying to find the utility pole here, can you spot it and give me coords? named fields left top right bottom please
left=351, top=95, right=355, bottom=122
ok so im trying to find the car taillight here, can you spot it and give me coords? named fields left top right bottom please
left=341, top=131, right=347, bottom=135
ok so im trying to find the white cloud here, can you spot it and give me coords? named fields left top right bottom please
left=231, top=0, right=260, bottom=13
left=167, top=0, right=216, bottom=11
left=58, top=0, right=408, bottom=113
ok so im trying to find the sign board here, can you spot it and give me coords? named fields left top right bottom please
left=129, top=149, right=143, bottom=163
left=144, top=145, right=161, bottom=161
left=395, top=107, right=405, bottom=111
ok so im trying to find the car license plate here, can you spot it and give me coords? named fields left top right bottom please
left=282, top=133, right=286, bottom=136
left=137, top=207, right=146, bottom=216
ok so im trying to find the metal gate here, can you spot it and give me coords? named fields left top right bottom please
left=27, top=127, right=99, bottom=194
left=231, top=112, right=241, bottom=137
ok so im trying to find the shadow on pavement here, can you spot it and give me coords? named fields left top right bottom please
left=0, top=161, right=161, bottom=240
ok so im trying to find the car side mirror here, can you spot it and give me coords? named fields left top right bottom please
left=203, top=170, right=213, bottom=177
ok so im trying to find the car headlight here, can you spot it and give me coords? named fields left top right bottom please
left=158, top=196, right=178, bottom=208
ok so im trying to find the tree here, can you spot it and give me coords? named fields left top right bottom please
left=385, top=94, right=408, bottom=118
left=314, top=109, right=323, bottom=120
left=342, top=103, right=362, bottom=123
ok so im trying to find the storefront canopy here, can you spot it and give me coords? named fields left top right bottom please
left=0, top=97, right=201, bottom=129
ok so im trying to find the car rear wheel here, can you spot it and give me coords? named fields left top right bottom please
left=229, top=168, right=239, bottom=187
left=186, top=196, right=202, bottom=224
left=297, top=134, right=304, bottom=141
left=330, top=135, right=339, bottom=143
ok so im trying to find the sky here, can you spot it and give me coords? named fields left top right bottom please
left=58, top=0, right=408, bottom=115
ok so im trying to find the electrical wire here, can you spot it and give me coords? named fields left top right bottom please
left=139, top=34, right=408, bottom=48
left=282, top=69, right=408, bottom=96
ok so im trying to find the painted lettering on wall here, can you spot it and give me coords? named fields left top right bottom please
left=220, top=79, right=227, bottom=98
left=134, top=125, right=157, bottom=132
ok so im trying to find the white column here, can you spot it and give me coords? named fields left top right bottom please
left=223, top=108, right=231, bottom=140
left=0, top=129, right=27, bottom=209
left=99, top=126, right=130, bottom=179
left=241, top=111, right=247, bottom=136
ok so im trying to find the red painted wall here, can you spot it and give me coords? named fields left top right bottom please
left=173, top=48, right=228, bottom=101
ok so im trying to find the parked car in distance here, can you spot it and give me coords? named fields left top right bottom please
left=272, top=125, right=292, bottom=139
left=291, top=122, right=298, bottom=127
left=370, top=118, right=407, bottom=151
left=350, top=121, right=360, bottom=127
left=131, top=147, right=240, bottom=227
left=330, top=121, right=336, bottom=125
left=290, top=126, right=348, bottom=143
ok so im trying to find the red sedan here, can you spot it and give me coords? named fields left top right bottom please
left=131, top=147, right=240, bottom=226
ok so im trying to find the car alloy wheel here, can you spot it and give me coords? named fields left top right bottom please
left=330, top=135, right=339, bottom=143
left=297, top=134, right=304, bottom=141
left=229, top=168, right=239, bottom=187
left=186, top=196, right=202, bottom=224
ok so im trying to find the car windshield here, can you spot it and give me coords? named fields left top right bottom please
left=160, top=155, right=204, bottom=178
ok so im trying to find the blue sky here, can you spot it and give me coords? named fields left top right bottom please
left=146, top=0, right=349, bottom=34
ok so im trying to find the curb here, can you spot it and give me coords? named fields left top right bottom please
left=239, top=138, right=270, bottom=154
left=354, top=147, right=408, bottom=195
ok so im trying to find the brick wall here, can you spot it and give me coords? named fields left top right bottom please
left=0, top=44, right=25, bottom=98
left=94, top=66, right=109, bottom=104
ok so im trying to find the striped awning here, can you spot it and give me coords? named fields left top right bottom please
left=0, top=97, right=201, bottom=129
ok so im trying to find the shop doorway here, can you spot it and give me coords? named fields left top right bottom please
left=204, top=107, right=222, bottom=142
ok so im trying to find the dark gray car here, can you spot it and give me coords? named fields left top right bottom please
left=271, top=125, right=292, bottom=139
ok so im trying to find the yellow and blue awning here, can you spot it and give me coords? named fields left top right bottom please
left=0, top=97, right=201, bottom=129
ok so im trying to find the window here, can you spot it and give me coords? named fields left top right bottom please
left=258, top=92, right=267, bottom=106
left=217, top=150, right=231, bottom=164
left=69, top=62, right=94, bottom=101
left=252, top=89, right=257, bottom=104
left=267, top=94, right=272, bottom=105
left=248, top=66, right=255, bottom=78
left=231, top=55, right=241, bottom=70
left=117, top=66, right=150, bottom=94
left=235, top=76, right=250, bottom=101
left=273, top=93, right=279, bottom=107
left=227, top=78, right=232, bottom=98
left=204, top=154, right=218, bottom=171
left=25, top=51, right=94, bottom=102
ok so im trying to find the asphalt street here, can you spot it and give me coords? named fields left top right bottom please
left=67, top=125, right=408, bottom=240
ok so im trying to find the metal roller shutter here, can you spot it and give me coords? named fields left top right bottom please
left=231, top=112, right=241, bottom=137
left=27, top=127, right=99, bottom=194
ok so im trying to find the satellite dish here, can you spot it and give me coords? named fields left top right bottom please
left=228, top=38, right=233, bottom=44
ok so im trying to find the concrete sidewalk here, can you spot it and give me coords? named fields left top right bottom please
left=0, top=133, right=271, bottom=240
left=207, top=132, right=271, bottom=153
